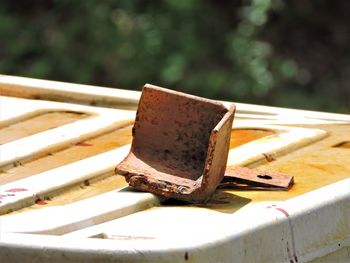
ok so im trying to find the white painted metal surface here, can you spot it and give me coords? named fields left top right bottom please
left=0, top=75, right=349, bottom=262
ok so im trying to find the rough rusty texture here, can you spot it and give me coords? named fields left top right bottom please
left=115, top=84, right=235, bottom=202
left=220, top=166, right=294, bottom=190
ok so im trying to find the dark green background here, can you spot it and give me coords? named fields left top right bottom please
left=1, top=0, right=349, bottom=113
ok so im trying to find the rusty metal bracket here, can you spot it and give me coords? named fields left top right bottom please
left=220, top=167, right=294, bottom=190
left=115, top=84, right=235, bottom=203
left=115, top=84, right=294, bottom=203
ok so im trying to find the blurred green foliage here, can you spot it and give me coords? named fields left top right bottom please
left=0, top=0, right=349, bottom=113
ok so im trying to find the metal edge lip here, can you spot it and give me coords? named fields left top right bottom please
left=1, top=74, right=349, bottom=121
left=0, top=178, right=349, bottom=262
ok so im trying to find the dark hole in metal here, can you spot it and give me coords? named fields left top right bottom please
left=222, top=167, right=293, bottom=190
left=333, top=141, right=350, bottom=148
left=257, top=175, right=273, bottom=180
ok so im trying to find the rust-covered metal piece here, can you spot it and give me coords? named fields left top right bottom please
left=220, top=166, right=294, bottom=190
left=115, top=84, right=235, bottom=202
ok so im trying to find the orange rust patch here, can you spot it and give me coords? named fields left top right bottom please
left=0, top=126, right=132, bottom=185
left=0, top=111, right=88, bottom=145
left=230, top=129, right=275, bottom=149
